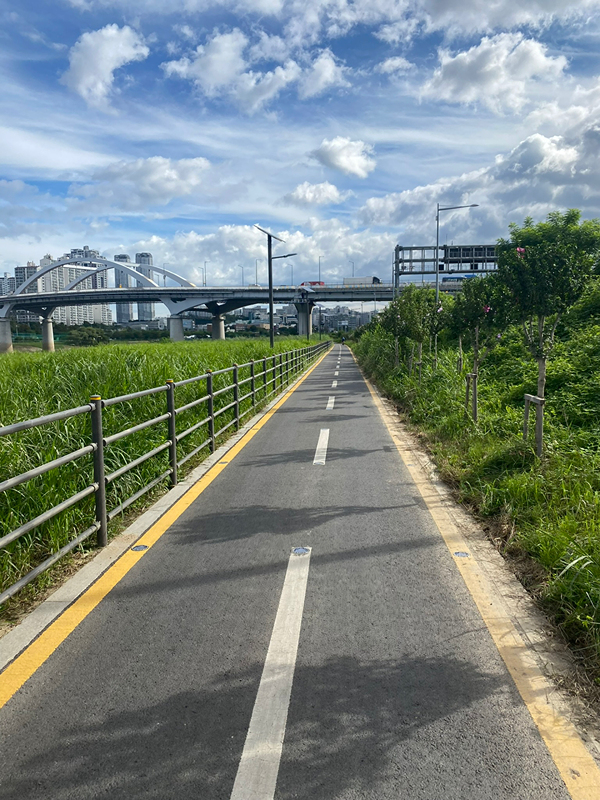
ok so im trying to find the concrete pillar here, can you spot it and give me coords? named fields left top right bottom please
left=168, top=315, right=185, bottom=342
left=41, top=317, right=55, bottom=352
left=295, top=303, right=314, bottom=338
left=211, top=314, right=225, bottom=340
left=0, top=318, right=13, bottom=353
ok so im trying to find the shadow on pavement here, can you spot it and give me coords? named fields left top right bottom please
left=0, top=655, right=512, bottom=800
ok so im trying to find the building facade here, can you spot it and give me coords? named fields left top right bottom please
left=135, top=252, right=155, bottom=321
left=113, top=254, right=134, bottom=324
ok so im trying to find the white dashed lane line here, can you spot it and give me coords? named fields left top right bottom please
left=313, top=429, right=330, bottom=465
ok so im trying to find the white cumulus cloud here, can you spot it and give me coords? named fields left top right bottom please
left=311, top=136, right=376, bottom=178
left=298, top=49, right=349, bottom=99
left=71, top=156, right=211, bottom=210
left=61, top=24, right=149, bottom=111
left=234, top=61, right=301, bottom=113
left=376, top=56, right=413, bottom=74
left=162, top=29, right=248, bottom=96
left=283, top=181, right=350, bottom=206
left=421, top=33, right=568, bottom=114
left=359, top=130, right=598, bottom=240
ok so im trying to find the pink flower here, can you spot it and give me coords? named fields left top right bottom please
left=483, top=305, right=491, bottom=313
left=437, top=305, right=443, bottom=313
left=516, top=247, right=525, bottom=258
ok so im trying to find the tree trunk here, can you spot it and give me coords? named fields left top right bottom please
left=537, top=358, right=546, bottom=399
left=472, top=325, right=479, bottom=375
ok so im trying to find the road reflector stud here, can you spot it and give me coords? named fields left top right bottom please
left=292, top=547, right=310, bottom=556
left=131, top=545, right=148, bottom=551
left=453, top=551, right=470, bottom=558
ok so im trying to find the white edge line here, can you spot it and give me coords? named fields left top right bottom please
left=332, top=381, right=337, bottom=388
left=229, top=548, right=312, bottom=800
left=326, top=396, right=335, bottom=410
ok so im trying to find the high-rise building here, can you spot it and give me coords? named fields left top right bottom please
left=135, top=252, right=155, bottom=321
left=14, top=263, right=41, bottom=323
left=114, top=254, right=133, bottom=324
left=39, top=250, right=112, bottom=326
left=0, top=273, right=16, bottom=295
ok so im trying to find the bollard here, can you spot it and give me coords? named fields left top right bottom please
left=90, top=395, right=108, bottom=547
left=166, top=379, right=177, bottom=486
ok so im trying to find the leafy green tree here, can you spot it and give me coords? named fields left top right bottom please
left=451, top=274, right=513, bottom=375
left=497, top=209, right=600, bottom=399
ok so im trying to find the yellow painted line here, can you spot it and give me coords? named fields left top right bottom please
left=361, top=367, right=600, bottom=800
left=0, top=346, right=332, bottom=710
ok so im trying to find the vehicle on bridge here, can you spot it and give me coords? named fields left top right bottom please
left=441, top=274, right=477, bottom=284
left=343, top=276, right=381, bottom=286
left=300, top=281, right=325, bottom=286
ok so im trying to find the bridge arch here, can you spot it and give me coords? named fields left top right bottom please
left=13, top=257, right=195, bottom=295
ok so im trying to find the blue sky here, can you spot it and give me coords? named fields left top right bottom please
left=2, top=0, right=600, bottom=287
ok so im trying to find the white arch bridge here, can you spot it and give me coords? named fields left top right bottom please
left=0, top=257, right=397, bottom=352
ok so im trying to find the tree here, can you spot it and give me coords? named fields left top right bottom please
left=497, top=209, right=600, bottom=399
left=451, top=274, right=512, bottom=375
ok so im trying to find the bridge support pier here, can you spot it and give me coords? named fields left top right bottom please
left=168, top=315, right=185, bottom=342
left=295, top=303, right=314, bottom=339
left=211, top=314, right=225, bottom=340
left=41, top=317, right=55, bottom=352
left=0, top=318, right=13, bottom=353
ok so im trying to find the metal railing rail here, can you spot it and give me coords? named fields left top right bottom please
left=0, top=341, right=331, bottom=604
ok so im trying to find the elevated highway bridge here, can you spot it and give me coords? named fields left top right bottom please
left=0, top=254, right=463, bottom=352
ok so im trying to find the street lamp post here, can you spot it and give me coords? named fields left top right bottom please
left=255, top=225, right=296, bottom=348
left=435, top=203, right=479, bottom=303
left=203, top=260, right=209, bottom=287
left=237, top=264, right=244, bottom=286
left=289, top=261, right=294, bottom=286
left=318, top=255, right=322, bottom=282
left=255, top=259, right=259, bottom=284
left=348, top=259, right=355, bottom=277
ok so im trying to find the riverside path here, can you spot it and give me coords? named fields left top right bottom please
left=0, top=344, right=599, bottom=799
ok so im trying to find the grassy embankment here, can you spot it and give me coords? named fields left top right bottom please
left=354, top=285, right=600, bottom=674
left=0, top=337, right=317, bottom=610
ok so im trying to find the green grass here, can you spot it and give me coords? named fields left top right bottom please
left=0, top=337, right=323, bottom=608
left=354, top=323, right=600, bottom=673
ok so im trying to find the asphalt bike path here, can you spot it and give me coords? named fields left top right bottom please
left=0, top=344, right=586, bottom=798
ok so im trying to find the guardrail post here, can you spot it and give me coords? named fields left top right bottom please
left=250, top=360, right=256, bottom=407
left=233, top=364, right=240, bottom=430
left=166, top=379, right=177, bottom=486
left=90, top=395, right=108, bottom=547
left=523, top=396, right=530, bottom=440
left=279, top=353, right=283, bottom=388
left=285, top=351, right=290, bottom=384
left=263, top=357, right=268, bottom=397
left=207, top=371, right=215, bottom=452
left=272, top=354, right=277, bottom=391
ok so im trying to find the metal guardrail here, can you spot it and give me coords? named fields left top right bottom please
left=0, top=341, right=331, bottom=604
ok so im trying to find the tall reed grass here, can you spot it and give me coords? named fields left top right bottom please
left=0, top=338, right=315, bottom=607
left=354, top=324, right=600, bottom=671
